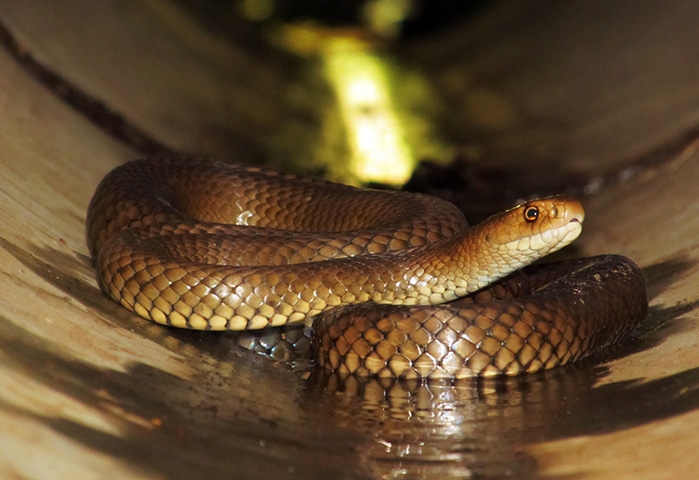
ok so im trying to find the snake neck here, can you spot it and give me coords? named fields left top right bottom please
left=382, top=219, right=556, bottom=306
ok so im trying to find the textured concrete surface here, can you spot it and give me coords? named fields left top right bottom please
left=0, top=1, right=698, bottom=479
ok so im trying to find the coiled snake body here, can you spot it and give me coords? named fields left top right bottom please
left=87, top=158, right=648, bottom=378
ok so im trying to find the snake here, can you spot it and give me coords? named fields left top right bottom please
left=86, top=157, right=648, bottom=378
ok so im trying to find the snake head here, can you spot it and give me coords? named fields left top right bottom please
left=484, top=195, right=585, bottom=264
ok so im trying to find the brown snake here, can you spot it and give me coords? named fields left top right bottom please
left=87, top=158, right=648, bottom=378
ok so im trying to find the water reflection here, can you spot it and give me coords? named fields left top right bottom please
left=301, top=350, right=699, bottom=480
left=305, top=368, right=603, bottom=479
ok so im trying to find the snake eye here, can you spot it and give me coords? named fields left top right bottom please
left=524, top=206, right=539, bottom=222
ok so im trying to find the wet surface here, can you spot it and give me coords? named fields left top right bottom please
left=2, top=237, right=698, bottom=478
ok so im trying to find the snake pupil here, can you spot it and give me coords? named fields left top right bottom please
left=524, top=206, right=539, bottom=222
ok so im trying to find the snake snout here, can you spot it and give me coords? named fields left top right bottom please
left=559, top=198, right=585, bottom=225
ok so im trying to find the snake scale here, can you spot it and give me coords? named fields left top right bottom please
left=87, top=157, right=648, bottom=378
